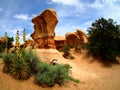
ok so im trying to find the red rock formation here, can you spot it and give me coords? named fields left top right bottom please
left=54, top=36, right=66, bottom=50
left=75, top=29, right=88, bottom=43
left=65, top=32, right=80, bottom=46
left=31, top=8, right=58, bottom=49
left=65, top=29, right=88, bottom=46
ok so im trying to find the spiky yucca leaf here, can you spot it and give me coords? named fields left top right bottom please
left=9, top=59, right=31, bottom=80
left=2, top=53, right=15, bottom=73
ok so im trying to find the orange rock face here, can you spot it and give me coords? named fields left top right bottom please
left=76, top=29, right=88, bottom=43
left=65, top=32, right=80, bottom=46
left=65, top=29, right=88, bottom=46
left=31, top=8, right=58, bottom=49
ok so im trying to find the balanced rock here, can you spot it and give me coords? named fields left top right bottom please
left=31, top=8, right=58, bottom=49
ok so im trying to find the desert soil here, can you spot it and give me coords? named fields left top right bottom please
left=0, top=49, right=120, bottom=90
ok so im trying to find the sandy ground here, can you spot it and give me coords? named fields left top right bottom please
left=0, top=49, right=120, bottom=90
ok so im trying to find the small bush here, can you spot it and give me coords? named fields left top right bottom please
left=34, top=63, right=79, bottom=87
left=70, top=55, right=74, bottom=60
left=35, top=71, right=55, bottom=87
left=63, top=46, right=70, bottom=58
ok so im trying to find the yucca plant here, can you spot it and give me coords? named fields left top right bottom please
left=9, top=49, right=39, bottom=80
left=23, top=29, right=26, bottom=48
left=2, top=53, right=14, bottom=73
left=4, top=32, right=8, bottom=53
left=9, top=58, right=31, bottom=80
left=15, top=30, right=20, bottom=58
left=23, top=49, right=41, bottom=74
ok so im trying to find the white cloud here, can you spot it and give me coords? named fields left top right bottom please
left=51, top=0, right=85, bottom=17
left=13, top=14, right=31, bottom=21
left=0, top=8, right=3, bottom=12
left=100, top=0, right=120, bottom=23
left=90, top=0, right=104, bottom=9
left=52, top=0, right=80, bottom=6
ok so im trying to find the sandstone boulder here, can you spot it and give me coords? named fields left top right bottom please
left=65, top=29, right=88, bottom=46
left=76, top=29, right=88, bottom=43
left=31, top=8, right=58, bottom=49
left=65, top=32, right=80, bottom=46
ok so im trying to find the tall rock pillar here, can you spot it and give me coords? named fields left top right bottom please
left=31, top=8, right=58, bottom=49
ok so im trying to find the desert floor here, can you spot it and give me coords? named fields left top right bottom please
left=0, top=49, right=120, bottom=90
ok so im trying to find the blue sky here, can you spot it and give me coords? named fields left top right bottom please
left=0, top=0, right=120, bottom=42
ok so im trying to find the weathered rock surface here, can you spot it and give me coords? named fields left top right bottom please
left=31, top=8, right=58, bottom=49
left=54, top=36, right=66, bottom=50
left=65, top=32, right=80, bottom=46
left=65, top=29, right=88, bottom=46
left=75, top=29, right=88, bottom=43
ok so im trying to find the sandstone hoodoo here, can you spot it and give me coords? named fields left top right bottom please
left=31, top=8, right=58, bottom=49
left=65, top=29, right=88, bottom=47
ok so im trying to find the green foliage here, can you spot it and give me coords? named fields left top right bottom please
left=35, top=63, right=79, bottom=87
left=20, top=49, right=41, bottom=74
left=2, top=49, right=38, bottom=80
left=2, top=53, right=14, bottom=73
left=2, top=49, right=79, bottom=86
left=63, top=46, right=71, bottom=58
left=9, top=58, right=31, bottom=80
left=88, top=17, right=120, bottom=63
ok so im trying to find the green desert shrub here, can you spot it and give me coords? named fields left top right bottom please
left=2, top=53, right=15, bottom=73
left=88, top=18, right=120, bottom=63
left=35, top=71, right=55, bottom=87
left=63, top=46, right=70, bottom=57
left=34, top=62, right=79, bottom=87
left=20, top=49, right=41, bottom=74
